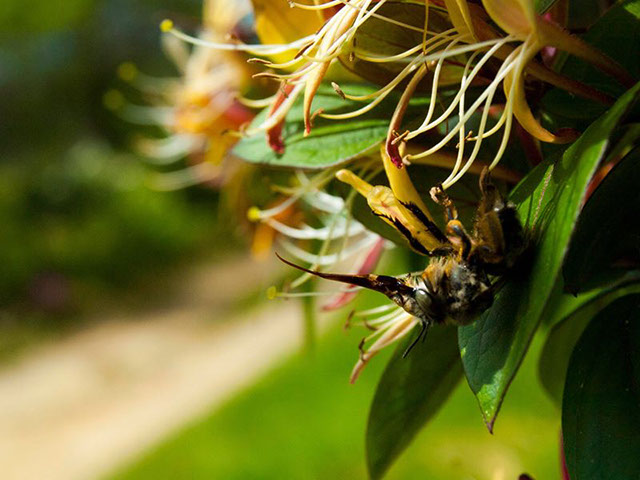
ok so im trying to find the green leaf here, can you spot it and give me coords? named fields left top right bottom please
left=233, top=84, right=427, bottom=170
left=366, top=326, right=462, bottom=480
left=543, top=0, right=640, bottom=123
left=535, top=0, right=559, bottom=14
left=538, top=274, right=640, bottom=406
left=563, top=146, right=640, bottom=294
left=458, top=81, right=640, bottom=432
left=566, top=0, right=610, bottom=29
left=562, top=294, right=640, bottom=480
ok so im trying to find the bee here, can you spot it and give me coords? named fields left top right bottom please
left=277, top=167, right=524, bottom=354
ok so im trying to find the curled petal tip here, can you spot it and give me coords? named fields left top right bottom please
left=268, top=139, right=285, bottom=154
left=267, top=125, right=285, bottom=154
left=349, top=357, right=369, bottom=384
left=385, top=141, right=405, bottom=169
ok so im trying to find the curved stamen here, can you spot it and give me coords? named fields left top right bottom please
left=161, top=19, right=315, bottom=55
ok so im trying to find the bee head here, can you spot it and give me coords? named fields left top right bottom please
left=413, top=288, right=433, bottom=314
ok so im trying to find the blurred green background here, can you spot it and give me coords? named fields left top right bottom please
left=111, top=321, right=560, bottom=480
left=0, top=0, right=246, bottom=355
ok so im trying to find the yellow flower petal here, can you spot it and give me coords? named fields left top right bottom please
left=443, top=0, right=477, bottom=41
left=504, top=43, right=575, bottom=144
left=336, top=169, right=374, bottom=198
left=251, top=0, right=324, bottom=64
left=304, top=5, right=360, bottom=134
left=381, top=145, right=436, bottom=223
left=481, top=0, right=535, bottom=39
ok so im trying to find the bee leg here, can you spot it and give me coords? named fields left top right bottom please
left=430, top=183, right=459, bottom=222
left=429, top=184, right=473, bottom=258
left=402, top=319, right=430, bottom=358
left=474, top=167, right=525, bottom=271
left=478, top=167, right=502, bottom=213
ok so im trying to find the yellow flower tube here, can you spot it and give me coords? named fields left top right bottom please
left=336, top=168, right=450, bottom=255
left=443, top=0, right=478, bottom=41
left=251, top=0, right=324, bottom=65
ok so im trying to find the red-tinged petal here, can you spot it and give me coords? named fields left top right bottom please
left=303, top=63, right=330, bottom=135
left=385, top=141, right=404, bottom=169
left=321, top=288, right=358, bottom=312
left=222, top=98, right=255, bottom=128
left=385, top=63, right=429, bottom=169
left=267, top=122, right=285, bottom=154
left=265, top=83, right=295, bottom=153
left=322, top=237, right=386, bottom=311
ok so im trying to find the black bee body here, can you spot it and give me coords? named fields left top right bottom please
left=278, top=168, right=524, bottom=333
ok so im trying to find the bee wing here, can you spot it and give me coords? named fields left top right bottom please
left=276, top=253, right=415, bottom=298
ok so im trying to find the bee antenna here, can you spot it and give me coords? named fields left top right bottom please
left=276, top=252, right=319, bottom=275
left=402, top=320, right=429, bottom=358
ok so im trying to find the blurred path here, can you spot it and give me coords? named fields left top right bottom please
left=0, top=256, right=307, bottom=480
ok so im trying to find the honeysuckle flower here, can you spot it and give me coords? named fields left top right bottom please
left=367, top=0, right=631, bottom=190
left=253, top=0, right=388, bottom=149
left=350, top=308, right=417, bottom=382
left=160, top=0, right=326, bottom=152
left=321, top=236, right=385, bottom=311
left=248, top=169, right=403, bottom=381
left=113, top=0, right=255, bottom=188
left=157, top=0, right=634, bottom=381
left=400, top=0, right=632, bottom=186
left=249, top=169, right=385, bottom=289
left=160, top=0, right=632, bottom=188
left=260, top=0, right=631, bottom=186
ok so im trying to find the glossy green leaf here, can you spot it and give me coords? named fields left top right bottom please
left=543, top=0, right=640, bottom=123
left=566, top=0, right=610, bottom=29
left=562, top=294, right=640, bottom=480
left=563, top=147, right=640, bottom=294
left=233, top=84, right=427, bottom=170
left=366, top=326, right=462, bottom=480
left=538, top=274, right=640, bottom=406
left=458, top=82, right=640, bottom=432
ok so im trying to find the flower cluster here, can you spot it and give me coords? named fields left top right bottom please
left=153, top=0, right=631, bottom=377
left=110, top=0, right=254, bottom=190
